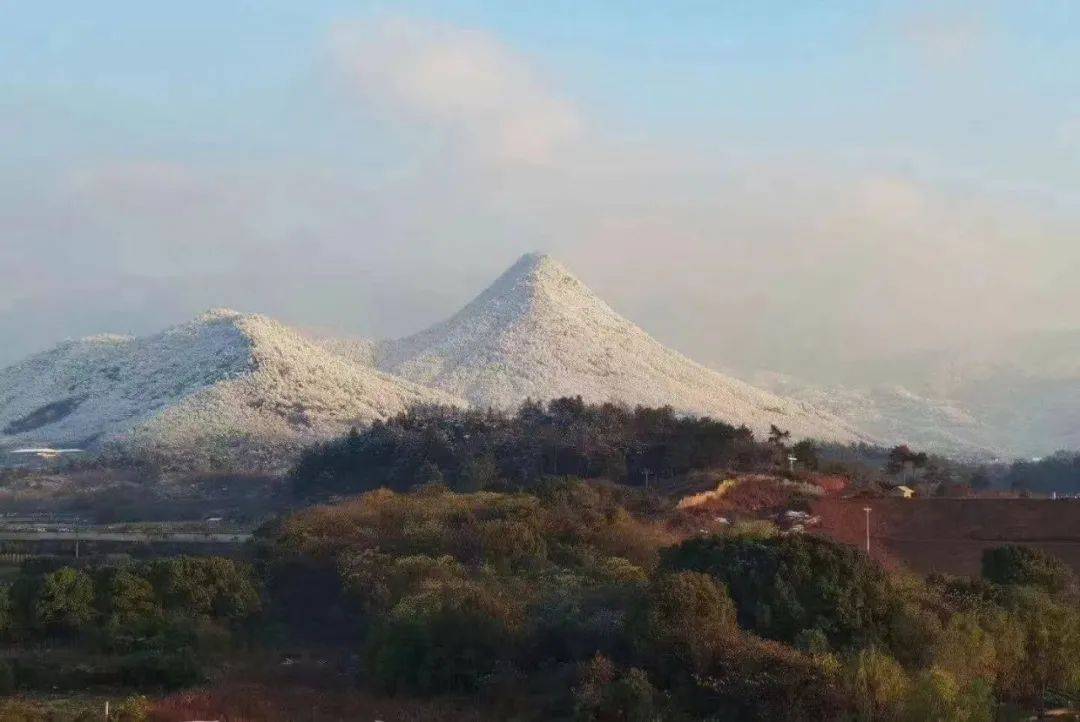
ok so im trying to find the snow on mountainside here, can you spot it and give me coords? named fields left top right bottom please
left=378, top=253, right=866, bottom=443
left=752, top=372, right=999, bottom=459
left=0, top=309, right=461, bottom=467
left=755, top=328, right=1080, bottom=459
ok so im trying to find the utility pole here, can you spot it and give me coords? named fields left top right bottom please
left=863, top=507, right=872, bottom=556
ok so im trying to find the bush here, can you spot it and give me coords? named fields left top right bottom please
left=981, top=545, right=1073, bottom=594
left=690, top=634, right=847, bottom=721
left=843, top=647, right=908, bottom=721
left=574, top=656, right=657, bottom=722
left=662, top=533, right=898, bottom=651
left=367, top=581, right=521, bottom=694
left=145, top=556, right=262, bottom=620
left=902, top=668, right=993, bottom=722
left=35, top=567, right=95, bottom=633
left=632, top=571, right=737, bottom=676
left=112, top=695, right=151, bottom=722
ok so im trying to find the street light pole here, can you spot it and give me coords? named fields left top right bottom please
left=863, top=507, right=871, bottom=556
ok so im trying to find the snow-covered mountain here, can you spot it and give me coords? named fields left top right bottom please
left=0, top=309, right=461, bottom=467
left=752, top=372, right=999, bottom=458
left=753, top=325, right=1080, bottom=459
left=378, top=253, right=866, bottom=443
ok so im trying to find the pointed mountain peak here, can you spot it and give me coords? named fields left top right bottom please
left=511, top=251, right=557, bottom=271
left=193, top=307, right=247, bottom=324
left=380, top=253, right=865, bottom=444
left=480, top=252, right=600, bottom=312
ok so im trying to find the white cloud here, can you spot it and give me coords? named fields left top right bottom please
left=330, top=16, right=582, bottom=165
left=3, top=14, right=1079, bottom=382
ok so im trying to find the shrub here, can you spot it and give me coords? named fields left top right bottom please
left=112, top=695, right=152, bottom=722
left=843, top=647, right=909, bottom=721
left=901, top=668, right=993, bottom=722
left=35, top=567, right=95, bottom=633
left=632, top=571, right=737, bottom=676
left=691, top=634, right=847, bottom=721
left=574, top=656, right=657, bottom=722
left=981, top=545, right=1073, bottom=594
left=145, top=557, right=261, bottom=620
left=662, top=534, right=897, bottom=651
left=367, top=581, right=521, bottom=694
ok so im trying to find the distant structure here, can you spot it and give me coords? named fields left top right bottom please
left=9, top=447, right=83, bottom=460
left=892, top=485, right=916, bottom=499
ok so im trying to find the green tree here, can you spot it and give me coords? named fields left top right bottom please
left=99, top=568, right=160, bottom=626
left=791, top=439, right=819, bottom=471
left=982, top=545, right=1073, bottom=594
left=632, top=571, right=737, bottom=676
left=146, top=557, right=261, bottom=620
left=461, top=453, right=500, bottom=491
left=844, top=647, right=908, bottom=721
left=662, top=534, right=898, bottom=652
left=902, top=668, right=993, bottom=722
left=35, top=567, right=95, bottom=633
left=574, top=655, right=658, bottom=722
left=367, top=581, right=521, bottom=694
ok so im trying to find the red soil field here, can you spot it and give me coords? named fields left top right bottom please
left=812, top=497, right=1080, bottom=577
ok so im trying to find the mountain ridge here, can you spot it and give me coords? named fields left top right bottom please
left=0, top=309, right=462, bottom=467
left=378, top=253, right=866, bottom=443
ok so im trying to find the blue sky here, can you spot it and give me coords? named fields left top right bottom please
left=5, top=2, right=1077, bottom=180
left=1, top=2, right=1078, bottom=374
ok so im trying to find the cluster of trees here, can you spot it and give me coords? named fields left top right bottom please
left=257, top=479, right=1080, bottom=720
left=1004, top=451, right=1080, bottom=494
left=0, top=556, right=261, bottom=693
left=292, top=399, right=767, bottom=498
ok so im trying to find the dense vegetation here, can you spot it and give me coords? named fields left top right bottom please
left=7, top=399, right=1080, bottom=720
left=1003, top=451, right=1080, bottom=494
left=0, top=556, right=261, bottom=695
left=291, top=399, right=765, bottom=497
left=253, top=479, right=1080, bottom=720
left=290, top=397, right=1057, bottom=502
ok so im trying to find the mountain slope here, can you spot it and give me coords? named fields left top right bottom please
left=752, top=372, right=999, bottom=458
left=0, top=309, right=462, bottom=466
left=379, top=253, right=865, bottom=443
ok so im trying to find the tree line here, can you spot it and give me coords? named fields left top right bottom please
left=292, top=398, right=780, bottom=498
left=0, top=556, right=261, bottom=694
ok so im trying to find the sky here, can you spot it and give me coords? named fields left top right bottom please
left=1, top=1, right=1078, bottom=379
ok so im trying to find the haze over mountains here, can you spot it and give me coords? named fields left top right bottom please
left=0, top=253, right=1075, bottom=466
left=756, top=329, right=1080, bottom=459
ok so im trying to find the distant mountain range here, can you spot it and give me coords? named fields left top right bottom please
left=754, top=329, right=1080, bottom=460
left=1, top=253, right=1074, bottom=466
